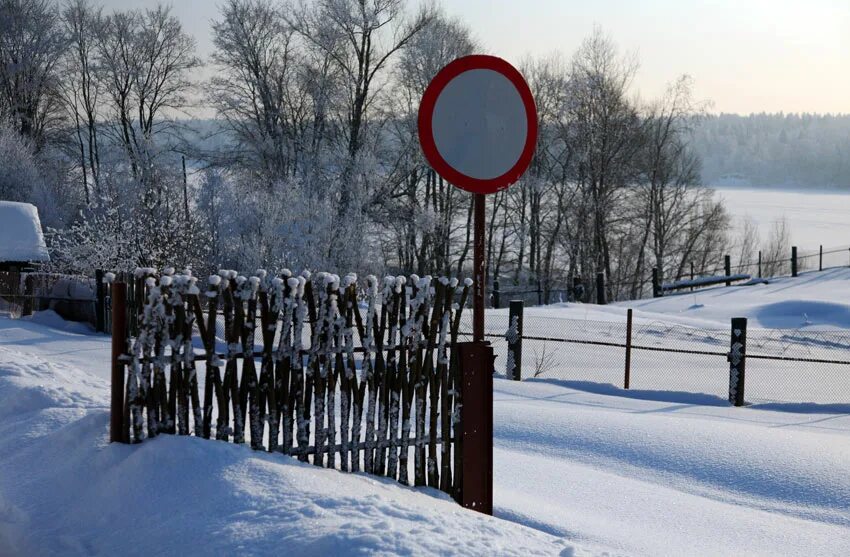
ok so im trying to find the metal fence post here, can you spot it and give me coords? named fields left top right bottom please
left=507, top=301, right=523, bottom=380
left=95, top=269, right=105, bottom=333
left=728, top=317, right=747, bottom=407
left=624, top=308, right=633, bottom=389
left=819, top=245, right=823, bottom=272
left=758, top=250, right=762, bottom=277
left=457, top=341, right=494, bottom=515
left=652, top=268, right=660, bottom=298
left=724, top=255, right=731, bottom=286
left=596, top=272, right=606, bottom=305
left=492, top=279, right=500, bottom=309
left=111, top=282, right=128, bottom=443
left=791, top=246, right=798, bottom=277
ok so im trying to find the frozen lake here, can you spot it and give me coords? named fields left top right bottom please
left=712, top=185, right=850, bottom=253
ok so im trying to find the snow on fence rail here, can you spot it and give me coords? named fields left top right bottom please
left=110, top=268, right=473, bottom=498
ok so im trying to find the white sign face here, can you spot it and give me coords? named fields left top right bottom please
left=431, top=69, right=528, bottom=181
left=419, top=55, right=538, bottom=194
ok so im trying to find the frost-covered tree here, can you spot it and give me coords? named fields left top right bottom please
left=0, top=0, right=66, bottom=149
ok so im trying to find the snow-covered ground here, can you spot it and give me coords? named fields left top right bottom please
left=2, top=269, right=850, bottom=555
left=712, top=185, right=850, bottom=253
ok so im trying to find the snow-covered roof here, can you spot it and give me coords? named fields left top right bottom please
left=0, top=201, right=50, bottom=262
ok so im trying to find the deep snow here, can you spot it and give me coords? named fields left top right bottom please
left=2, top=268, right=850, bottom=555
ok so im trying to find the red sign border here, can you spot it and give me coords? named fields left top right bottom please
left=418, top=55, right=538, bottom=195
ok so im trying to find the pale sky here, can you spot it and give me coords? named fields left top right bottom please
left=103, top=0, right=850, bottom=114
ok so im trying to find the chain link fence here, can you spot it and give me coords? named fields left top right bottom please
left=462, top=312, right=850, bottom=406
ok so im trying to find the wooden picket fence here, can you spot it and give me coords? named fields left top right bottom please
left=110, top=268, right=474, bottom=497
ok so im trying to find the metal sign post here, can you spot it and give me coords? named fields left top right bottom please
left=418, top=54, right=538, bottom=514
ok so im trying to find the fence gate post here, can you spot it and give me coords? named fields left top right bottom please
left=111, top=282, right=128, bottom=443
left=596, top=272, right=606, bottom=305
left=652, top=268, right=660, bottom=298
left=457, top=341, right=493, bottom=515
left=492, top=279, right=500, bottom=309
left=724, top=255, right=731, bottom=286
left=791, top=246, right=798, bottom=277
left=96, top=269, right=105, bottom=333
left=624, top=308, right=633, bottom=389
left=507, top=301, right=523, bottom=380
left=728, top=317, right=747, bottom=407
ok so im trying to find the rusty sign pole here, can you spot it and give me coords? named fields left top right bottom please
left=473, top=193, right=486, bottom=342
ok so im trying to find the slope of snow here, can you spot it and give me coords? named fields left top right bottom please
left=0, top=201, right=49, bottom=263
left=494, top=267, right=850, bottom=331
left=494, top=378, right=850, bottom=556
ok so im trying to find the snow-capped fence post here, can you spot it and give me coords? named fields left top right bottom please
left=456, top=341, right=494, bottom=515
left=624, top=308, right=633, bottom=389
left=506, top=300, right=524, bottom=380
left=492, top=279, right=500, bottom=309
left=724, top=255, right=731, bottom=286
left=110, top=281, right=128, bottom=443
left=652, top=268, right=660, bottom=298
left=96, top=269, right=105, bottom=332
left=596, top=272, right=606, bottom=305
left=727, top=317, right=747, bottom=407
left=791, top=246, right=798, bottom=277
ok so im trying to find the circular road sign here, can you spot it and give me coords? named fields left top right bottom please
left=418, top=55, right=538, bottom=195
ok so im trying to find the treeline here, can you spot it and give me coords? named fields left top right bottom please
left=1, top=0, right=739, bottom=301
left=694, top=113, right=850, bottom=189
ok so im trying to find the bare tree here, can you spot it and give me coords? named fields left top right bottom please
left=0, top=0, right=65, bottom=149
left=59, top=0, right=103, bottom=204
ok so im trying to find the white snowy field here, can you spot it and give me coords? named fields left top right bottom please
left=2, top=265, right=850, bottom=556
left=712, top=185, right=850, bottom=254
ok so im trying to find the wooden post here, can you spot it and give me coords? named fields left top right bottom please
left=95, top=269, right=105, bottom=333
left=690, top=262, right=695, bottom=292
left=819, top=245, right=823, bottom=271
left=652, top=268, right=660, bottom=298
left=596, top=272, right=606, bottom=305
left=624, top=308, right=633, bottom=389
left=724, top=255, right=731, bottom=286
left=111, top=282, right=128, bottom=443
left=507, top=301, right=523, bottom=380
left=457, top=341, right=493, bottom=515
left=728, top=317, right=747, bottom=407
left=791, top=246, right=798, bottom=277
left=20, top=274, right=34, bottom=317
left=758, top=250, right=762, bottom=278
left=492, top=279, right=500, bottom=309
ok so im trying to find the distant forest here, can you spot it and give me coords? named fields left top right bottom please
left=693, top=113, right=850, bottom=189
